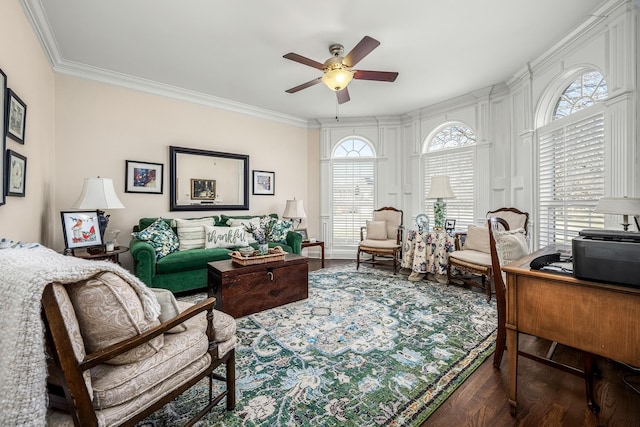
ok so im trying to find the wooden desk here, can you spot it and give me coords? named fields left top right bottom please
left=502, top=245, right=640, bottom=415
left=301, top=240, right=324, bottom=268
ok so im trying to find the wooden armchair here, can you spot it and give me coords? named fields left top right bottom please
left=487, top=216, right=598, bottom=412
left=357, top=207, right=404, bottom=274
left=44, top=276, right=236, bottom=427
left=447, top=207, right=529, bottom=301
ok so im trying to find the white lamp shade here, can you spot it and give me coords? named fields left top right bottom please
left=283, top=199, right=306, bottom=220
left=426, top=176, right=456, bottom=199
left=594, top=197, right=640, bottom=215
left=72, top=177, right=125, bottom=209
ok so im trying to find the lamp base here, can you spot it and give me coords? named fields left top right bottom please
left=433, top=198, right=447, bottom=230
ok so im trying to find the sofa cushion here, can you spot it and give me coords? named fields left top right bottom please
left=270, top=219, right=292, bottom=243
left=175, top=217, right=215, bottom=250
left=494, top=227, right=528, bottom=265
left=156, top=248, right=232, bottom=274
left=204, top=225, right=249, bottom=249
left=89, top=316, right=209, bottom=408
left=131, top=218, right=179, bottom=260
left=463, top=225, right=490, bottom=253
left=366, top=220, right=388, bottom=240
left=151, top=288, right=187, bottom=333
left=67, top=272, right=163, bottom=365
left=138, top=217, right=176, bottom=233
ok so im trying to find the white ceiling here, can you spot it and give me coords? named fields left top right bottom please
left=24, top=0, right=606, bottom=124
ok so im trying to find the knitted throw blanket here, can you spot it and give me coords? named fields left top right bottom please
left=0, top=246, right=161, bottom=427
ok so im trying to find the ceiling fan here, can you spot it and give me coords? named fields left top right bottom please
left=283, top=35, right=399, bottom=104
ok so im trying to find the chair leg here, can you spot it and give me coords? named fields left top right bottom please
left=482, top=275, right=492, bottom=302
left=226, top=349, right=236, bottom=410
left=584, top=353, right=599, bottom=413
left=356, top=249, right=361, bottom=270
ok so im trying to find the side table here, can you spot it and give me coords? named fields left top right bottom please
left=301, top=240, right=325, bottom=268
left=401, top=230, right=454, bottom=282
left=70, top=246, right=129, bottom=264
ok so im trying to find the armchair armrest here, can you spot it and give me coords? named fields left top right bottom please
left=453, top=232, right=467, bottom=250
left=286, top=230, right=302, bottom=254
left=80, top=297, right=217, bottom=370
left=130, top=238, right=157, bottom=286
left=396, top=225, right=405, bottom=244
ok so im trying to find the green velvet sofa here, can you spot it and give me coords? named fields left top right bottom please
left=130, top=214, right=302, bottom=293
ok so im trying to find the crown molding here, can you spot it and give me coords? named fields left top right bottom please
left=20, top=0, right=310, bottom=128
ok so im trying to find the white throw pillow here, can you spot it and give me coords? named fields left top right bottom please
left=366, top=220, right=388, bottom=240
left=175, top=217, right=214, bottom=250
left=151, top=288, right=187, bottom=333
left=494, top=228, right=529, bottom=265
left=226, top=218, right=260, bottom=243
left=463, top=225, right=490, bottom=253
left=204, top=225, right=249, bottom=249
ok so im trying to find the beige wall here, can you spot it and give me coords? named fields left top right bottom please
left=0, top=0, right=56, bottom=244
left=54, top=76, right=309, bottom=267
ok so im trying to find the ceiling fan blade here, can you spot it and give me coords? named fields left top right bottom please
left=336, top=87, right=350, bottom=104
left=285, top=77, right=322, bottom=93
left=283, top=53, right=325, bottom=70
left=343, top=36, right=380, bottom=67
left=353, top=70, right=399, bottom=82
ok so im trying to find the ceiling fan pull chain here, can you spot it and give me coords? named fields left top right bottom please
left=335, top=99, right=340, bottom=122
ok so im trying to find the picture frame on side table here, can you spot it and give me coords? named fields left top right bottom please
left=60, top=210, right=103, bottom=250
left=445, top=219, right=456, bottom=232
left=252, top=170, right=275, bottom=195
left=0, top=68, right=7, bottom=206
left=6, top=88, right=27, bottom=144
left=295, top=228, right=309, bottom=241
left=6, top=150, right=26, bottom=197
left=125, top=160, right=163, bottom=194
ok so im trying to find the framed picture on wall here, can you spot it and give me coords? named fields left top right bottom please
left=190, top=178, right=216, bottom=200
left=125, top=160, right=163, bottom=194
left=252, top=170, right=275, bottom=195
left=60, top=210, right=103, bottom=250
left=6, top=88, right=27, bottom=144
left=0, top=68, right=7, bottom=206
left=6, top=150, right=27, bottom=197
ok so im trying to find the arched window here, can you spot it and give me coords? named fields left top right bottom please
left=538, top=70, right=607, bottom=246
left=423, top=123, right=476, bottom=228
left=331, top=138, right=375, bottom=247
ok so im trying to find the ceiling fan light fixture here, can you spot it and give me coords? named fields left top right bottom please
left=321, top=65, right=354, bottom=91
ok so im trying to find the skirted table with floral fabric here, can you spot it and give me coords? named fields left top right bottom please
left=401, top=230, right=455, bottom=282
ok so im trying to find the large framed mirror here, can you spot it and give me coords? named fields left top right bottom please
left=169, top=146, right=249, bottom=211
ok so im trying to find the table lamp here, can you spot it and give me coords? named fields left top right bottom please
left=283, top=198, right=306, bottom=229
left=426, top=175, right=456, bottom=231
left=594, top=196, right=640, bottom=231
left=72, top=177, right=125, bottom=247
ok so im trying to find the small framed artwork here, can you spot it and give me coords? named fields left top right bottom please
left=295, top=228, right=309, bottom=241
left=6, top=89, right=27, bottom=144
left=253, top=170, right=275, bottom=195
left=125, top=160, right=163, bottom=194
left=445, top=219, right=456, bottom=232
left=0, top=68, right=7, bottom=206
left=6, top=150, right=27, bottom=197
left=60, top=211, right=103, bottom=250
left=191, top=178, right=216, bottom=200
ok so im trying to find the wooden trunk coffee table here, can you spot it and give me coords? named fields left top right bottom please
left=207, top=253, right=309, bottom=318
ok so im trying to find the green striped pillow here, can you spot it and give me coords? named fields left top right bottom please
left=175, top=217, right=214, bottom=250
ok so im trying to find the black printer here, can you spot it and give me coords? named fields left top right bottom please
left=572, top=229, right=640, bottom=287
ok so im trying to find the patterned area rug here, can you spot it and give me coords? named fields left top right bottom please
left=138, top=265, right=497, bottom=426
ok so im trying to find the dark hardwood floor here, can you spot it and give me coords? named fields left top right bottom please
left=313, top=258, right=640, bottom=427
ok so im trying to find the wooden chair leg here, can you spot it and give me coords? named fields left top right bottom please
left=356, top=249, right=361, bottom=270
left=584, top=353, right=599, bottom=413
left=226, top=350, right=236, bottom=410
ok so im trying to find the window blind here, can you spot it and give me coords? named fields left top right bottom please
left=424, top=148, right=475, bottom=229
left=538, top=113, right=605, bottom=246
left=332, top=161, right=375, bottom=246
